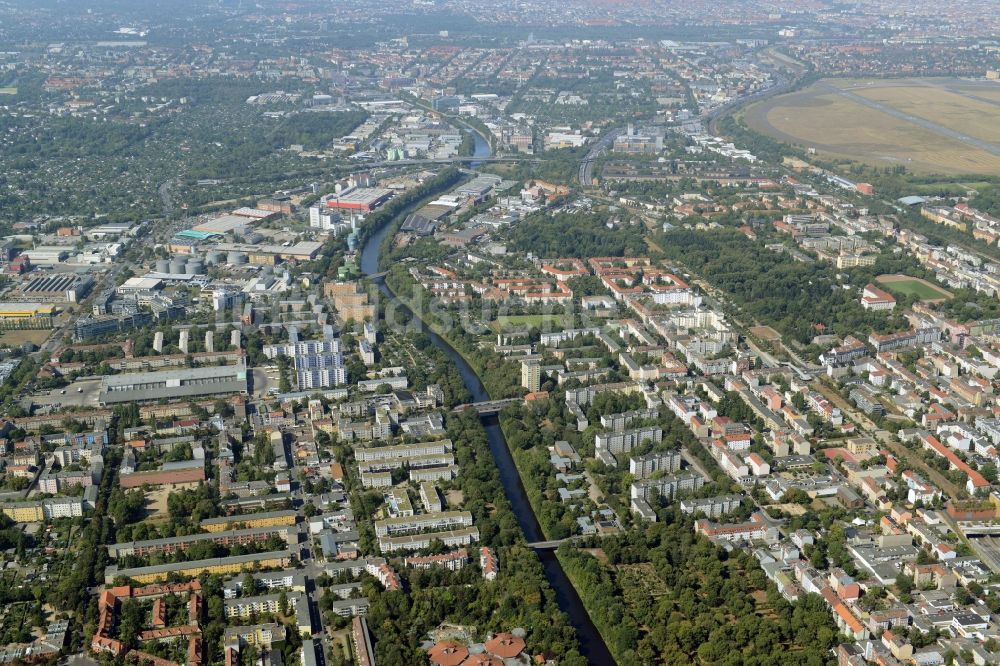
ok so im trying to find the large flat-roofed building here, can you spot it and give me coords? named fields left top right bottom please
left=213, top=242, right=323, bottom=262
left=98, top=359, right=248, bottom=404
left=356, top=452, right=455, bottom=473
left=23, top=247, right=68, bottom=266
left=18, top=274, right=93, bottom=302
left=223, top=623, right=285, bottom=649
left=323, top=188, right=393, bottom=213
left=86, top=222, right=135, bottom=239
left=104, top=549, right=296, bottom=584
left=119, top=459, right=206, bottom=489
left=0, top=302, right=56, bottom=329
left=115, top=277, right=163, bottom=300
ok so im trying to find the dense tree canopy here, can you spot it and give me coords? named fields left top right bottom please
left=656, top=228, right=912, bottom=344
left=506, top=211, right=647, bottom=259
left=559, top=516, right=839, bottom=666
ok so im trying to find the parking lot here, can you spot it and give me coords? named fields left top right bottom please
left=23, top=378, right=104, bottom=410
left=251, top=366, right=282, bottom=398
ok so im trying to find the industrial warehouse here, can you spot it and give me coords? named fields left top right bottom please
left=98, top=360, right=249, bottom=405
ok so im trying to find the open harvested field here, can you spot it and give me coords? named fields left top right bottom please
left=742, top=78, right=1000, bottom=175
left=750, top=325, right=781, bottom=341
left=0, top=329, right=52, bottom=346
left=876, top=274, right=953, bottom=301
left=850, top=84, right=1000, bottom=145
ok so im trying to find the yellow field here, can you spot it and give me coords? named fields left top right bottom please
left=743, top=78, right=1000, bottom=175
left=852, top=84, right=1000, bottom=145
left=0, top=329, right=52, bottom=346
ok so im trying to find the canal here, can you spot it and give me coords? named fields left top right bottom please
left=358, top=129, right=616, bottom=665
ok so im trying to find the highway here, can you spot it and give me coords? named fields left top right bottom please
left=578, top=128, right=621, bottom=187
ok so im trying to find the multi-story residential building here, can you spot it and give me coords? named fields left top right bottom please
left=596, top=426, right=663, bottom=455
left=819, top=335, right=868, bottom=368
left=680, top=495, right=743, bottom=518
left=849, top=386, right=885, bottom=417
left=263, top=336, right=346, bottom=389
left=694, top=512, right=777, bottom=543
left=1, top=497, right=85, bottom=523
left=480, top=546, right=498, bottom=581
left=104, top=550, right=296, bottom=584
left=223, top=623, right=285, bottom=649
left=374, top=511, right=473, bottom=537
left=521, top=360, right=541, bottom=392
left=419, top=482, right=442, bottom=513
left=200, top=510, right=298, bottom=533
left=404, top=549, right=469, bottom=571
left=224, top=592, right=312, bottom=637
left=108, top=526, right=294, bottom=559
left=630, top=471, right=705, bottom=502
left=600, top=408, right=660, bottom=432
left=377, top=526, right=480, bottom=553
left=628, top=450, right=682, bottom=479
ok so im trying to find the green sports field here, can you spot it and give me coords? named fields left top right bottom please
left=876, top=275, right=952, bottom=301
left=491, top=314, right=569, bottom=331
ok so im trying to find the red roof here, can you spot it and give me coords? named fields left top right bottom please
left=484, top=633, right=525, bottom=659
left=427, top=642, right=469, bottom=666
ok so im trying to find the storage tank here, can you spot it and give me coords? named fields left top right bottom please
left=185, top=259, right=205, bottom=275
left=155, top=259, right=170, bottom=274
left=227, top=251, right=248, bottom=266
left=205, top=251, right=224, bottom=266
left=168, top=258, right=187, bottom=274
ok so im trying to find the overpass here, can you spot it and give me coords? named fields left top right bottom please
left=357, top=155, right=537, bottom=169
left=452, top=398, right=521, bottom=415
left=526, top=535, right=597, bottom=550
left=526, top=538, right=574, bottom=550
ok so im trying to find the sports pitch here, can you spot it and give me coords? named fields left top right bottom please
left=876, top=274, right=952, bottom=302
left=491, top=314, right=569, bottom=331
left=742, top=78, right=1000, bottom=175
